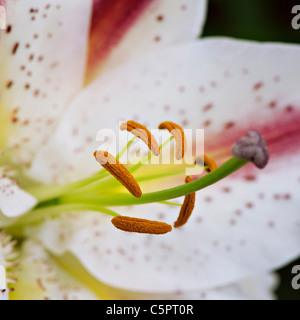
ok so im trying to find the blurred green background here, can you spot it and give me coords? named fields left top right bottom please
left=202, top=0, right=300, bottom=300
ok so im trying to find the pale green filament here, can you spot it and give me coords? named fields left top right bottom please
left=5, top=156, right=248, bottom=233
left=5, top=133, right=249, bottom=233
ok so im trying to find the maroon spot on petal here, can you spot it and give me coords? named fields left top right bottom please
left=203, top=120, right=211, bottom=127
left=196, top=217, right=203, bottom=224
left=225, top=245, right=232, bottom=252
left=240, top=239, right=246, bottom=246
left=235, top=209, right=242, bottom=216
left=229, top=219, right=236, bottom=226
left=72, top=127, right=78, bottom=137
left=244, top=174, right=257, bottom=181
left=6, top=25, right=12, bottom=33
left=224, top=121, right=235, bottom=129
left=222, top=186, right=231, bottom=193
left=269, top=101, right=277, bottom=109
left=274, top=75, right=281, bottom=82
left=284, top=193, right=291, bottom=200
left=204, top=196, right=212, bottom=202
left=12, top=42, right=19, bottom=55
left=50, top=61, right=59, bottom=69
left=158, top=212, right=165, bottom=220
left=181, top=5, right=187, bottom=10
left=117, top=247, right=126, bottom=256
left=210, top=81, right=217, bottom=88
left=6, top=80, right=13, bottom=89
left=268, top=221, right=275, bottom=228
left=245, top=202, right=254, bottom=209
left=154, top=35, right=161, bottom=42
left=156, top=14, right=164, bottom=21
left=253, top=81, right=264, bottom=91
left=273, top=194, right=280, bottom=200
left=242, top=68, right=249, bottom=74
left=164, top=105, right=170, bottom=112
left=285, top=105, right=294, bottom=113
left=178, top=86, right=185, bottom=93
left=199, top=86, right=205, bottom=93
left=203, top=103, right=213, bottom=112
left=181, top=119, right=189, bottom=126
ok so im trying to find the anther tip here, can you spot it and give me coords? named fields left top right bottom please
left=232, top=130, right=269, bottom=169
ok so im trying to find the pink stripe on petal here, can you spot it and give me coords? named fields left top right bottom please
left=85, top=0, right=156, bottom=84
left=204, top=106, right=300, bottom=173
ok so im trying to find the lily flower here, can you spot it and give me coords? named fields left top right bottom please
left=0, top=0, right=299, bottom=300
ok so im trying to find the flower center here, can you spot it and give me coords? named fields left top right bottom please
left=5, top=122, right=269, bottom=236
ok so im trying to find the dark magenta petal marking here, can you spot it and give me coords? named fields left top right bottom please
left=85, top=0, right=155, bottom=83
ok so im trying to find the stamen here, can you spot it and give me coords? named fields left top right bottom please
left=120, top=120, right=160, bottom=156
left=173, top=176, right=196, bottom=228
left=94, top=150, right=142, bottom=198
left=232, top=130, right=269, bottom=169
left=0, top=230, right=19, bottom=289
left=195, top=155, right=218, bottom=172
left=111, top=216, right=172, bottom=234
left=158, top=121, right=186, bottom=160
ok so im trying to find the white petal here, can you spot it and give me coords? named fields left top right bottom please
left=29, top=38, right=300, bottom=183
left=28, top=39, right=300, bottom=292
left=26, top=170, right=300, bottom=293
left=86, top=0, right=207, bottom=82
left=0, top=0, right=92, bottom=165
left=0, top=177, right=36, bottom=217
left=10, top=239, right=97, bottom=300
left=29, top=208, right=284, bottom=295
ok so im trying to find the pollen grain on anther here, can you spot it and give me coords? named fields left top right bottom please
left=111, top=216, right=172, bottom=235
left=158, top=121, right=186, bottom=160
left=94, top=150, right=142, bottom=198
left=120, top=120, right=160, bottom=156
left=173, top=176, right=196, bottom=228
